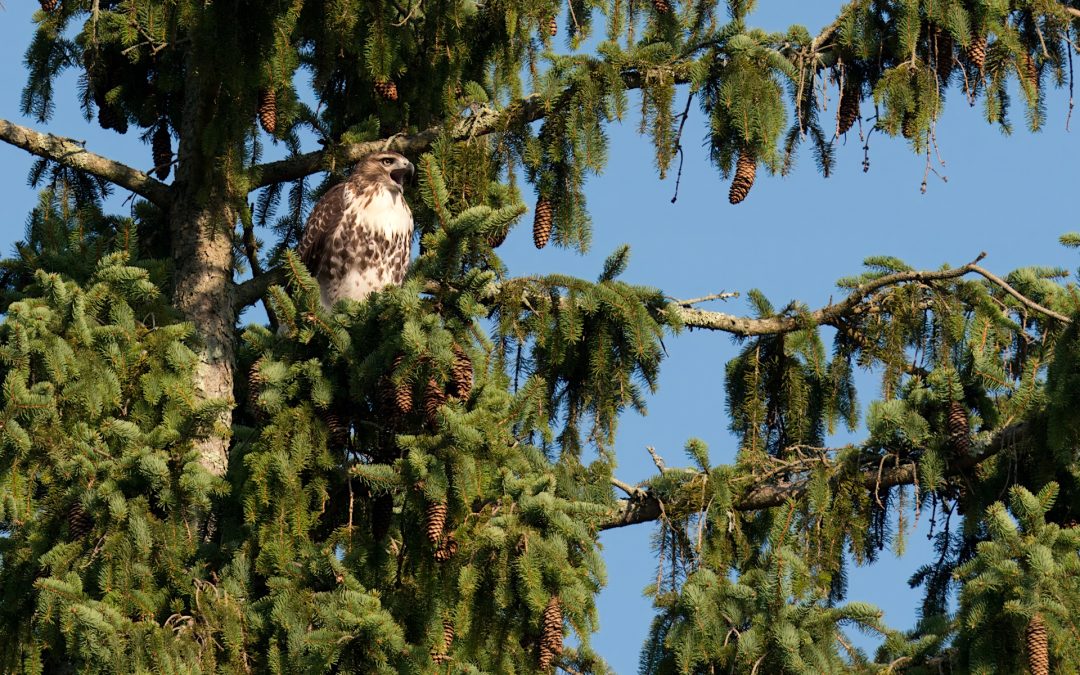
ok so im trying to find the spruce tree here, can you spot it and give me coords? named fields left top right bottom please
left=1, top=1, right=1080, bottom=673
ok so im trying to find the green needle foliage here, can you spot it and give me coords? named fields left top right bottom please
left=4, top=1, right=1080, bottom=673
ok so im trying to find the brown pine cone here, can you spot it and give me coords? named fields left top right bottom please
left=946, top=401, right=970, bottom=455
left=68, top=502, right=92, bottom=539
left=39, top=0, right=59, bottom=11
left=545, top=16, right=558, bottom=37
left=431, top=618, right=455, bottom=662
left=966, top=36, right=987, bottom=72
left=374, top=79, right=399, bottom=102
left=487, top=222, right=510, bottom=248
left=434, top=535, right=458, bottom=562
left=97, top=103, right=128, bottom=134
left=424, top=377, right=447, bottom=426
left=652, top=0, right=671, bottom=13
left=386, top=354, right=413, bottom=417
left=837, top=87, right=860, bottom=135
left=450, top=344, right=473, bottom=400
left=258, top=88, right=277, bottom=134
left=901, top=112, right=918, bottom=140
left=325, top=412, right=348, bottom=446
left=425, top=501, right=447, bottom=546
left=538, top=596, right=564, bottom=671
left=151, top=121, right=171, bottom=181
left=533, top=198, right=553, bottom=249
left=1022, top=53, right=1039, bottom=92
left=728, top=150, right=756, bottom=205
left=248, top=359, right=267, bottom=411
left=370, top=492, right=393, bottom=540
left=1026, top=614, right=1049, bottom=675
left=933, top=27, right=955, bottom=84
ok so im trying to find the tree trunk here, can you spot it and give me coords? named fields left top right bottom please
left=169, top=55, right=240, bottom=478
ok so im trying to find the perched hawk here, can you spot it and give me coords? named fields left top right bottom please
left=298, top=151, right=415, bottom=308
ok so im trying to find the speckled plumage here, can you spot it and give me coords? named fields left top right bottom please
left=298, top=151, right=415, bottom=308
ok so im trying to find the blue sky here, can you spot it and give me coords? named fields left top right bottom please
left=1, top=2, right=1077, bottom=672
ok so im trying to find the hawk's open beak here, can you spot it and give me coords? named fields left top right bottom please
left=390, top=161, right=415, bottom=188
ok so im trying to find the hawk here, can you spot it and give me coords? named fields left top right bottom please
left=298, top=151, right=415, bottom=308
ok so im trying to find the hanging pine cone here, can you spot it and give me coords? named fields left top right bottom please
left=1023, top=53, right=1039, bottom=92
left=424, top=377, right=447, bottom=426
left=258, top=88, right=277, bottom=134
left=434, top=535, right=458, bottom=562
left=966, top=36, right=987, bottom=72
left=431, top=619, right=455, bottom=663
left=538, top=596, right=563, bottom=671
left=425, top=501, right=447, bottom=546
left=370, top=492, right=393, bottom=540
left=97, top=103, right=127, bottom=134
left=248, top=359, right=267, bottom=411
left=652, top=0, right=671, bottom=13
left=837, top=87, right=860, bottom=135
left=533, top=198, right=553, bottom=249
left=450, top=344, right=473, bottom=400
left=40, top=0, right=59, bottom=12
left=152, top=121, right=172, bottom=181
left=325, top=412, right=347, bottom=446
left=728, top=150, right=756, bottom=205
left=68, top=502, right=92, bottom=539
left=385, top=354, right=413, bottom=417
left=933, top=28, right=955, bottom=83
left=947, top=401, right=970, bottom=455
left=487, top=223, right=509, bottom=248
left=901, top=112, right=918, bottom=140
left=1026, top=614, right=1050, bottom=675
left=374, top=79, right=399, bottom=102
left=545, top=16, right=558, bottom=37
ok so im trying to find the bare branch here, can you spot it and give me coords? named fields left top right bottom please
left=0, top=118, right=172, bottom=207
left=969, top=264, right=1071, bottom=323
left=601, top=422, right=1030, bottom=531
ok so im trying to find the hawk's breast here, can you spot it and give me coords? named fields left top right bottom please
left=320, top=183, right=413, bottom=307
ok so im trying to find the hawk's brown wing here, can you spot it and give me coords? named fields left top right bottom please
left=297, top=182, right=348, bottom=272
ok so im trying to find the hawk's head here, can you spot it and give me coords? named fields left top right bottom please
left=354, top=151, right=415, bottom=190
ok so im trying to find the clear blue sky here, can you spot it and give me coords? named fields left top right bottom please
left=1, top=3, right=1077, bottom=672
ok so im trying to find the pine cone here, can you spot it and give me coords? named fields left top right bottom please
left=901, top=112, right=918, bottom=140
left=248, top=359, right=267, bottom=411
left=545, top=16, right=558, bottom=37
left=374, top=79, right=399, bottom=102
left=387, top=355, right=413, bottom=417
left=424, top=377, right=446, bottom=426
left=652, top=0, right=671, bottom=13
left=933, top=27, right=955, bottom=84
left=40, top=0, right=60, bottom=12
left=425, top=501, right=447, bottom=546
left=1026, top=614, right=1049, bottom=675
left=431, top=619, right=455, bottom=663
left=325, top=412, right=347, bottom=446
left=728, top=150, right=756, bottom=205
left=966, top=36, right=987, bottom=72
left=533, top=198, right=553, bottom=249
left=487, top=222, right=509, bottom=248
left=538, top=596, right=563, bottom=671
left=97, top=103, right=128, bottom=134
left=68, top=502, right=92, bottom=539
left=837, top=87, right=860, bottom=135
left=258, top=88, right=277, bottom=134
left=152, top=121, right=172, bottom=181
left=370, top=492, right=393, bottom=540
left=947, top=401, right=970, bottom=455
left=1023, top=53, right=1039, bottom=92
left=450, top=344, right=473, bottom=400
left=434, top=535, right=458, bottom=562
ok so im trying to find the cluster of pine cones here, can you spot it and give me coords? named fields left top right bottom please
left=384, top=345, right=473, bottom=426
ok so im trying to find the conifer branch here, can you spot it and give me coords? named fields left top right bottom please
left=602, top=421, right=1031, bottom=530
left=0, top=118, right=172, bottom=207
left=672, top=254, right=1071, bottom=335
left=248, top=63, right=696, bottom=190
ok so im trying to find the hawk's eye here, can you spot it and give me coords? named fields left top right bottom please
left=381, top=157, right=395, bottom=166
